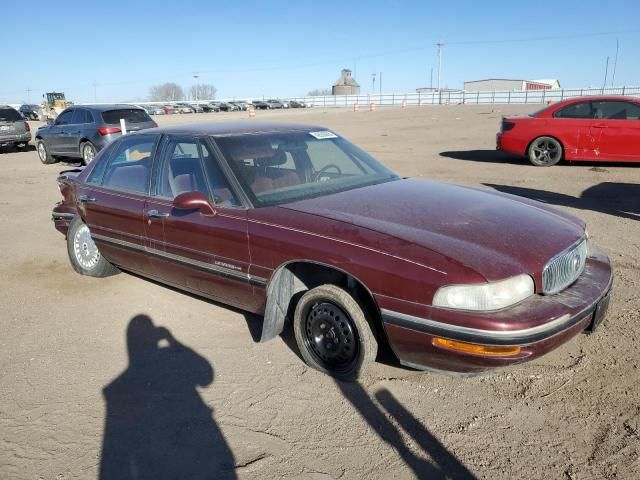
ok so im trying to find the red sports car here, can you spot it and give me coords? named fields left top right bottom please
left=52, top=122, right=612, bottom=380
left=497, top=95, right=640, bottom=166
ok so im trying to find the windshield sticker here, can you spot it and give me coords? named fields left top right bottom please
left=309, top=131, right=338, bottom=140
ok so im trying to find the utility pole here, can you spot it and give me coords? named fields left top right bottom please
left=92, top=80, right=98, bottom=102
left=611, top=38, right=619, bottom=87
left=371, top=73, right=376, bottom=95
left=379, top=72, right=382, bottom=96
left=25, top=87, right=32, bottom=103
left=192, top=72, right=200, bottom=101
left=436, top=41, right=444, bottom=92
left=430, top=68, right=433, bottom=89
left=603, top=56, right=610, bottom=90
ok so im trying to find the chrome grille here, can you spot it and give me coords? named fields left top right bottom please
left=542, top=237, right=588, bottom=294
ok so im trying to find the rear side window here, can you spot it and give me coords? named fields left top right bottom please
left=592, top=101, right=640, bottom=120
left=71, top=108, right=93, bottom=124
left=554, top=102, right=592, bottom=119
left=101, top=109, right=152, bottom=125
left=100, top=136, right=156, bottom=194
left=0, top=108, right=22, bottom=121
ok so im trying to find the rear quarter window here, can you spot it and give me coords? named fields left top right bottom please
left=101, top=109, right=152, bottom=124
left=0, top=108, right=22, bottom=122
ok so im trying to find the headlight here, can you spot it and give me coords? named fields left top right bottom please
left=432, top=274, right=534, bottom=311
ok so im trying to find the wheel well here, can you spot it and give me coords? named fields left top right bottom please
left=525, top=135, right=564, bottom=157
left=260, top=261, right=384, bottom=344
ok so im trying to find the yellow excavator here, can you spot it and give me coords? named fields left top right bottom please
left=41, top=92, right=73, bottom=120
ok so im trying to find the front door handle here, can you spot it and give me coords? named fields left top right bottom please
left=147, top=209, right=170, bottom=218
left=78, top=194, right=96, bottom=203
left=592, top=123, right=609, bottom=128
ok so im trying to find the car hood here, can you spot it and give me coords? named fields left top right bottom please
left=281, top=178, right=586, bottom=286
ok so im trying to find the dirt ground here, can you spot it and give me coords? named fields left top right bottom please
left=1, top=105, right=638, bottom=480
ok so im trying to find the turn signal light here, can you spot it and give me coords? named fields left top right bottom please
left=98, top=127, right=122, bottom=136
left=432, top=337, right=521, bottom=357
left=24, top=121, right=30, bottom=131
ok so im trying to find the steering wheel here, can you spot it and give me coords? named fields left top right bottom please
left=314, top=164, right=342, bottom=181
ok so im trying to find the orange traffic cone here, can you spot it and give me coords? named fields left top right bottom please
left=369, top=102, right=376, bottom=112
left=353, top=103, right=359, bottom=112
left=248, top=106, right=255, bottom=118
left=401, top=100, right=406, bottom=108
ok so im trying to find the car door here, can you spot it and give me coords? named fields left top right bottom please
left=591, top=100, right=640, bottom=160
left=77, top=134, right=159, bottom=275
left=65, top=108, right=92, bottom=157
left=46, top=109, right=74, bottom=154
left=551, top=101, right=598, bottom=159
left=143, top=135, right=258, bottom=310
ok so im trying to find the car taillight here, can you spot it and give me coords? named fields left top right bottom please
left=98, top=126, right=122, bottom=135
left=501, top=120, right=515, bottom=132
left=24, top=121, right=30, bottom=131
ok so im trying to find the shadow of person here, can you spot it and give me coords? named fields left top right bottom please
left=336, top=382, right=476, bottom=479
left=99, top=314, right=236, bottom=480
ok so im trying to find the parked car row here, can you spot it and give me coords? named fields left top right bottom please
left=139, top=99, right=309, bottom=115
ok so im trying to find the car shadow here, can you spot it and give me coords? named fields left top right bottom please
left=483, top=182, right=640, bottom=221
left=99, top=314, right=237, bottom=480
left=440, top=150, right=525, bottom=164
left=337, top=381, right=477, bottom=479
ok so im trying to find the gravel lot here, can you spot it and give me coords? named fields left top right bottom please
left=1, top=105, right=638, bottom=479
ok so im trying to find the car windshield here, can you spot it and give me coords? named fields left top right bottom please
left=101, top=109, right=152, bottom=124
left=215, top=131, right=399, bottom=207
left=0, top=108, right=22, bottom=121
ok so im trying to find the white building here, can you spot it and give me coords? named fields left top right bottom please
left=463, top=78, right=559, bottom=92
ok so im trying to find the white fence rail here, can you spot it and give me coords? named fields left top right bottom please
left=286, top=86, right=640, bottom=108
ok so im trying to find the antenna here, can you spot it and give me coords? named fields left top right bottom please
left=603, top=56, right=610, bottom=89
left=611, top=38, right=619, bottom=87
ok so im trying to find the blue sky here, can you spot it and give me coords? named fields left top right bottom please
left=2, top=0, right=639, bottom=103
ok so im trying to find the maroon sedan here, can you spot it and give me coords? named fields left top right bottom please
left=497, top=95, right=640, bottom=166
left=52, top=122, right=612, bottom=380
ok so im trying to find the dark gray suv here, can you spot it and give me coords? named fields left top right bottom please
left=35, top=104, right=157, bottom=165
left=0, top=105, right=31, bottom=151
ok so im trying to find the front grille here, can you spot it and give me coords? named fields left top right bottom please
left=542, top=237, right=588, bottom=294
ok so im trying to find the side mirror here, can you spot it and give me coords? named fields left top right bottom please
left=173, top=191, right=216, bottom=216
left=46, top=117, right=55, bottom=125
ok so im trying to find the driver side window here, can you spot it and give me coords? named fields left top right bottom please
left=157, top=137, right=240, bottom=207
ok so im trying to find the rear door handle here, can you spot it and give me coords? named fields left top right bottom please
left=78, top=194, right=96, bottom=203
left=592, top=124, right=609, bottom=128
left=146, top=209, right=170, bottom=218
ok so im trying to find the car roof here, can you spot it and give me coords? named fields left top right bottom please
left=146, top=121, right=326, bottom=137
left=560, top=95, right=640, bottom=103
left=75, top=104, right=146, bottom=112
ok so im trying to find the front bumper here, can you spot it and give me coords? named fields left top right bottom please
left=378, top=248, right=613, bottom=374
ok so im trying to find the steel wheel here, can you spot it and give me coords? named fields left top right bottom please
left=528, top=136, right=563, bottom=166
left=82, top=143, right=96, bottom=164
left=303, top=301, right=359, bottom=371
left=73, top=224, right=101, bottom=270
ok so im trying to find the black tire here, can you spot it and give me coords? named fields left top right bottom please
left=80, top=141, right=97, bottom=165
left=293, top=284, right=377, bottom=381
left=528, top=136, right=563, bottom=166
left=36, top=139, right=56, bottom=164
left=67, top=216, right=119, bottom=277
